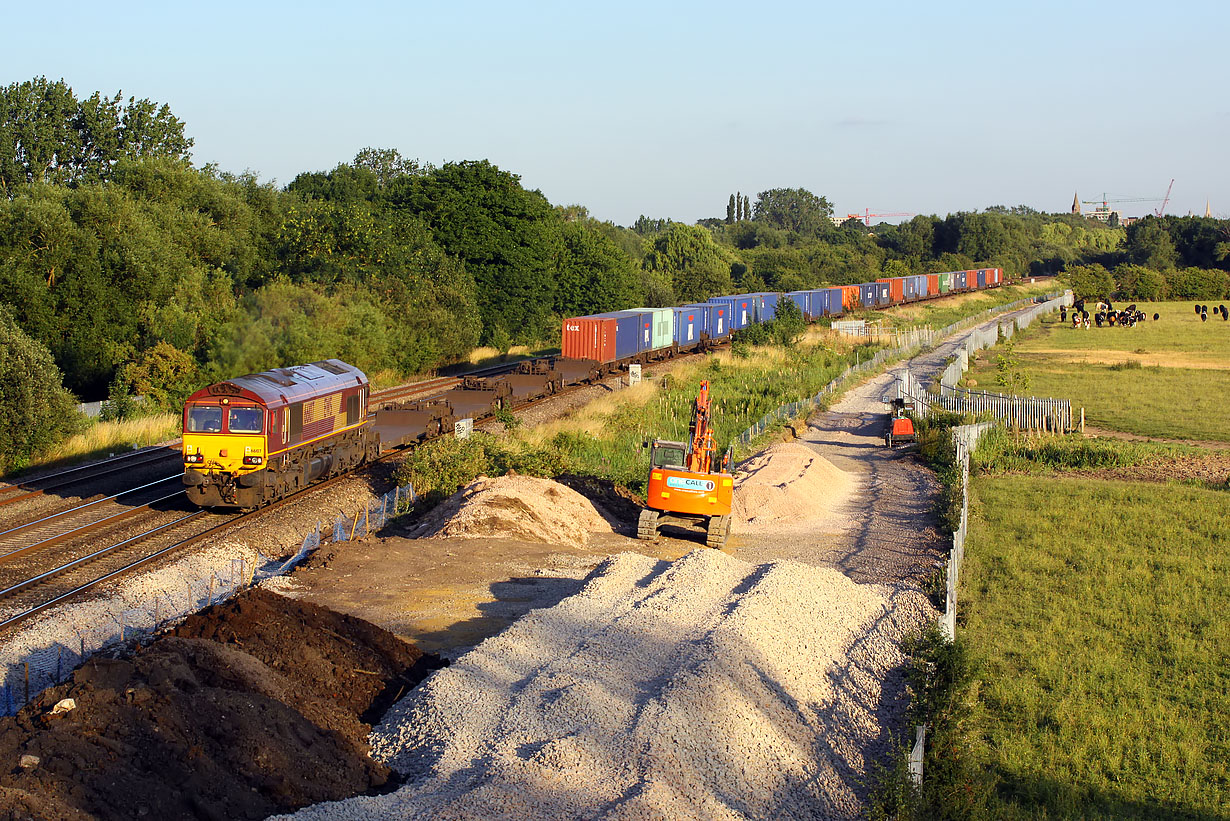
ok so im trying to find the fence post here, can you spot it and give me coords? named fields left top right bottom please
left=909, top=724, right=926, bottom=785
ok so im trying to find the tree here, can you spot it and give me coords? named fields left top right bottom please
left=994, top=337, right=1030, bottom=397
left=642, top=224, right=733, bottom=303
left=556, top=221, right=643, bottom=316
left=1124, top=217, right=1178, bottom=270
left=736, top=191, right=743, bottom=221
left=726, top=194, right=735, bottom=224
left=752, top=188, right=832, bottom=235
left=1063, top=263, right=1115, bottom=301
left=742, top=195, right=750, bottom=222
left=399, top=160, right=564, bottom=344
left=1113, top=265, right=1165, bottom=301
left=119, top=341, right=201, bottom=412
left=0, top=77, right=192, bottom=191
left=351, top=147, right=427, bottom=187
left=0, top=307, right=82, bottom=471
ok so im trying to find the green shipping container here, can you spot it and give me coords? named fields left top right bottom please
left=627, top=307, right=674, bottom=350
left=938, top=272, right=952, bottom=293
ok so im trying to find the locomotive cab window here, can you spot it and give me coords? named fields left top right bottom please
left=346, top=394, right=360, bottom=426
left=187, top=405, right=223, bottom=433
left=228, top=407, right=264, bottom=434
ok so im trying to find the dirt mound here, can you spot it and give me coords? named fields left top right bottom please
left=732, top=442, right=856, bottom=531
left=0, top=589, right=442, bottom=821
left=412, top=475, right=613, bottom=545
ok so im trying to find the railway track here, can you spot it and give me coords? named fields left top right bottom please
left=0, top=446, right=181, bottom=510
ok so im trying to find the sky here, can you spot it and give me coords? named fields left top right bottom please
left=5, top=0, right=1228, bottom=225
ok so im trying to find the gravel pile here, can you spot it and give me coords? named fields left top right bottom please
left=277, top=549, right=930, bottom=820
left=411, top=475, right=613, bottom=546
left=732, top=442, right=856, bottom=532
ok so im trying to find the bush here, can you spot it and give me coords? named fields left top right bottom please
left=392, top=431, right=568, bottom=510
left=0, top=308, right=85, bottom=472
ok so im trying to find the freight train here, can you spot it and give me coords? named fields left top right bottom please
left=182, top=267, right=1005, bottom=508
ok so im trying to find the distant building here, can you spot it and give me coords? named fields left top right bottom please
left=1071, top=192, right=1081, bottom=215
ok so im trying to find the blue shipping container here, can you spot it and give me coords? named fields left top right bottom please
left=672, top=305, right=706, bottom=346
left=820, top=288, right=844, bottom=316
left=903, top=278, right=918, bottom=302
left=784, top=291, right=811, bottom=318
left=977, top=269, right=987, bottom=289
left=756, top=292, right=779, bottom=321
left=955, top=271, right=967, bottom=290
left=587, top=311, right=644, bottom=359
left=709, top=295, right=755, bottom=330
left=858, top=283, right=877, bottom=309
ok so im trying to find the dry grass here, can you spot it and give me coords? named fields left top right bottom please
left=27, top=414, right=181, bottom=471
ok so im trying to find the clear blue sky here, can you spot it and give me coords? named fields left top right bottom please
left=6, top=0, right=1227, bottom=225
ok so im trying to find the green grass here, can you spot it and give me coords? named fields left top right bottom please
left=972, top=428, right=1204, bottom=474
left=965, top=302, right=1230, bottom=441
left=963, top=475, right=1230, bottom=819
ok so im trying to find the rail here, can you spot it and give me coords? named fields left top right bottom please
left=0, top=480, right=418, bottom=716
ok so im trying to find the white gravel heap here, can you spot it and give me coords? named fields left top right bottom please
left=279, top=549, right=931, bottom=820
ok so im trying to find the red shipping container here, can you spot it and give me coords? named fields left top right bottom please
left=927, top=274, right=939, bottom=296
left=876, top=278, right=905, bottom=304
left=562, top=316, right=616, bottom=363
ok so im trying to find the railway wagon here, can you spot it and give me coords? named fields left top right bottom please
left=752, top=292, right=779, bottom=321
left=877, top=278, right=905, bottom=304
left=182, top=360, right=373, bottom=509
left=928, top=274, right=940, bottom=296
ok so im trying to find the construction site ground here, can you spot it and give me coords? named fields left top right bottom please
left=282, top=306, right=1028, bottom=659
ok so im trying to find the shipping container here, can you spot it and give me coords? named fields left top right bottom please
left=684, top=303, right=731, bottom=339
left=588, top=311, right=644, bottom=359
left=938, top=272, right=952, bottom=294
left=562, top=315, right=616, bottom=363
left=784, top=290, right=812, bottom=319
left=709, top=295, right=756, bottom=330
left=626, top=307, right=674, bottom=350
left=820, top=288, right=845, bottom=316
left=876, top=282, right=892, bottom=307
left=877, top=277, right=905, bottom=304
left=840, top=285, right=861, bottom=310
left=754, top=292, right=780, bottom=321
left=915, top=275, right=930, bottom=298
left=672, top=306, right=705, bottom=347
left=903, top=277, right=918, bottom=302
left=927, top=274, right=940, bottom=296
left=976, top=269, right=987, bottom=290
left=859, top=283, right=877, bottom=309
left=955, top=271, right=967, bottom=291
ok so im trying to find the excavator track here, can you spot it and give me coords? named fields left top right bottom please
left=705, top=515, right=730, bottom=548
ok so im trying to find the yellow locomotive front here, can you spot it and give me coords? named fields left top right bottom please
left=182, top=360, right=372, bottom=509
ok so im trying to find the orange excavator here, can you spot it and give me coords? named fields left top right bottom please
left=638, top=381, right=734, bottom=548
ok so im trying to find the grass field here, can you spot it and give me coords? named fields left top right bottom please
left=9, top=414, right=181, bottom=478
left=963, top=474, right=1229, bottom=819
left=964, top=302, right=1230, bottom=441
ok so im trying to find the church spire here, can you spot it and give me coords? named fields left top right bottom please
left=1072, top=192, right=1081, bottom=215
left=1206, top=199, right=1212, bottom=218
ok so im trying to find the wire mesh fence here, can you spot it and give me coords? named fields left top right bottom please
left=0, top=481, right=417, bottom=716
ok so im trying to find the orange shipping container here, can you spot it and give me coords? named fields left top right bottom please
left=840, top=285, right=860, bottom=310
left=927, top=274, right=939, bottom=296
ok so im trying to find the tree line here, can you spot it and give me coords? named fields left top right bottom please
left=2, top=75, right=1228, bottom=470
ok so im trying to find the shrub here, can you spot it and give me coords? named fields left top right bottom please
left=0, top=308, right=85, bottom=472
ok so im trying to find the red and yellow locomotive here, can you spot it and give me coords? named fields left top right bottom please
left=182, top=360, right=376, bottom=508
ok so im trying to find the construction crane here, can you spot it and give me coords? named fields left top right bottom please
left=847, top=208, right=914, bottom=226
left=1155, top=179, right=1175, bottom=217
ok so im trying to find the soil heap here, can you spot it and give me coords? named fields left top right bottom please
left=732, top=442, right=856, bottom=531
left=411, top=475, right=613, bottom=546
left=0, top=589, right=441, bottom=821
left=278, top=549, right=931, bottom=820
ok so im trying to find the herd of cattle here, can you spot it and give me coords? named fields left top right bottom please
left=1061, top=299, right=1229, bottom=329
